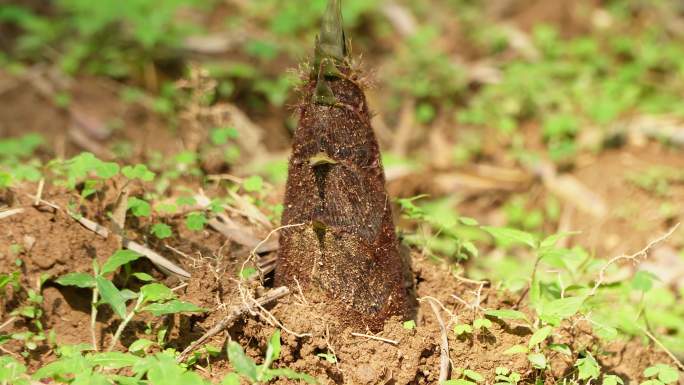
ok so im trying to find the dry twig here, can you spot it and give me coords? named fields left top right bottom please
left=33, top=178, right=45, bottom=207
left=638, top=325, right=684, bottom=371
left=426, top=298, right=451, bottom=382
left=324, top=324, right=341, bottom=370
left=0, top=317, right=16, bottom=331
left=350, top=332, right=399, bottom=345
left=0, top=208, right=24, bottom=220
left=69, top=211, right=110, bottom=238
left=123, top=239, right=191, bottom=279
left=590, top=224, right=680, bottom=295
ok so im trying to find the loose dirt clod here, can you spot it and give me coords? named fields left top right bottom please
left=275, top=0, right=413, bottom=331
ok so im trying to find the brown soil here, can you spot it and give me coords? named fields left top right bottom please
left=0, top=180, right=672, bottom=384
left=0, top=70, right=182, bottom=161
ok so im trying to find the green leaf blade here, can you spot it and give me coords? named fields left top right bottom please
left=55, top=272, right=96, bottom=288
left=481, top=226, right=538, bottom=248
left=101, top=250, right=143, bottom=275
left=142, top=300, right=205, bottom=316
left=95, top=276, right=127, bottom=319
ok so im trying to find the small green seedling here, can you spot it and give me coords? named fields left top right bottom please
left=473, top=318, right=492, bottom=331
left=495, top=367, right=521, bottom=385
left=454, top=323, right=473, bottom=336
left=227, top=329, right=317, bottom=384
left=0, top=271, right=21, bottom=296
left=575, top=352, right=600, bottom=381
left=316, top=352, right=337, bottom=364
left=528, top=326, right=552, bottom=348
left=7, top=275, right=49, bottom=353
left=128, top=338, right=157, bottom=356
left=485, top=309, right=529, bottom=324
left=122, top=164, right=156, bottom=182
left=51, top=152, right=120, bottom=196
left=640, top=364, right=679, bottom=385
left=30, top=347, right=211, bottom=385
left=443, top=368, right=485, bottom=385
left=403, top=320, right=417, bottom=330
left=527, top=353, right=547, bottom=370
left=128, top=196, right=152, bottom=217
left=0, top=355, right=29, bottom=385
left=56, top=249, right=205, bottom=351
left=185, top=211, right=208, bottom=231
left=603, top=375, right=625, bottom=385
left=151, top=223, right=173, bottom=239
left=503, top=345, right=529, bottom=355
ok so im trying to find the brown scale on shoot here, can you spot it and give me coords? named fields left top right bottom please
left=275, top=0, right=413, bottom=331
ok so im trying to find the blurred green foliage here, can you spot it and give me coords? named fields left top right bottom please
left=0, top=0, right=205, bottom=76
left=5, top=0, right=684, bottom=162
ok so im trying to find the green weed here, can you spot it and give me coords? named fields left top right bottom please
left=55, top=249, right=205, bottom=351
left=227, top=329, right=317, bottom=384
left=1, top=0, right=206, bottom=77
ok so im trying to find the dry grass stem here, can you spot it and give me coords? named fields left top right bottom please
left=426, top=298, right=451, bottom=382
left=350, top=332, right=399, bottom=345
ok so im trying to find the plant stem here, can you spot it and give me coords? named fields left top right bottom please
left=515, top=250, right=543, bottom=308
left=108, top=296, right=143, bottom=352
left=91, top=287, right=99, bottom=351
